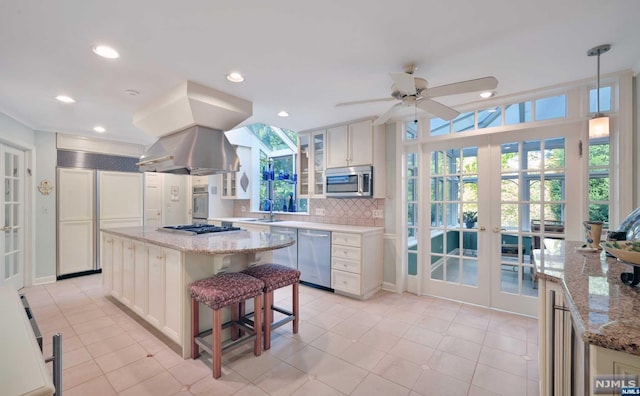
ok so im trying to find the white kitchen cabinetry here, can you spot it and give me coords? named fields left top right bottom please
left=146, top=244, right=165, bottom=329
left=298, top=130, right=326, bottom=198
left=326, top=120, right=373, bottom=168
left=591, top=345, right=640, bottom=394
left=331, top=231, right=383, bottom=299
left=121, top=238, right=135, bottom=306
left=222, top=145, right=251, bottom=199
left=101, top=233, right=114, bottom=293
left=132, top=240, right=147, bottom=316
left=192, top=176, right=208, bottom=186
left=163, top=248, right=182, bottom=342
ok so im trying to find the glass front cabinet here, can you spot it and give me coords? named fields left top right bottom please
left=297, top=130, right=325, bottom=199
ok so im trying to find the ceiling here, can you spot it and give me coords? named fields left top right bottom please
left=1, top=0, right=639, bottom=145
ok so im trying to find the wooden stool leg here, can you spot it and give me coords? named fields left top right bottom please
left=263, top=291, right=273, bottom=350
left=230, top=303, right=239, bottom=341
left=253, top=294, right=262, bottom=356
left=212, top=308, right=222, bottom=379
left=191, top=298, right=200, bottom=359
left=293, top=282, right=299, bottom=334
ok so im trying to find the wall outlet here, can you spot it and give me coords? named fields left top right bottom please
left=315, top=208, right=325, bottom=216
left=372, top=209, right=384, bottom=219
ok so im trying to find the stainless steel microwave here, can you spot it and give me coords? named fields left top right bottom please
left=325, top=166, right=372, bottom=198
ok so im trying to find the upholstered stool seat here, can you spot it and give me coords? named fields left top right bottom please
left=241, top=264, right=300, bottom=350
left=190, top=273, right=264, bottom=379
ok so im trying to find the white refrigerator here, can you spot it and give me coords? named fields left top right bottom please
left=57, top=169, right=143, bottom=277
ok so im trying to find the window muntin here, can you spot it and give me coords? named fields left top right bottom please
left=505, top=101, right=532, bottom=125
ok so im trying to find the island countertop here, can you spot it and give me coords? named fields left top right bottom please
left=534, top=239, right=640, bottom=355
left=101, top=226, right=295, bottom=255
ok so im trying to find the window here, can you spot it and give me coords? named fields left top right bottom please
left=589, top=86, right=612, bottom=113
left=535, top=95, right=566, bottom=121
left=478, top=107, right=501, bottom=129
left=588, top=138, right=610, bottom=226
left=407, top=152, right=419, bottom=275
left=505, top=101, right=532, bottom=125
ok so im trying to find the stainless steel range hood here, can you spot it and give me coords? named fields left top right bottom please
left=134, top=81, right=252, bottom=175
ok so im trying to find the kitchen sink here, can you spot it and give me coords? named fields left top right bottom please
left=240, top=218, right=284, bottom=223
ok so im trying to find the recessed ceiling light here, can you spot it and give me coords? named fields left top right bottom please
left=480, top=91, right=495, bottom=99
left=277, top=110, right=289, bottom=117
left=92, top=45, right=120, bottom=59
left=226, top=72, right=244, bottom=83
left=55, top=95, right=75, bottom=103
left=93, top=126, right=106, bottom=133
left=487, top=108, right=497, bottom=113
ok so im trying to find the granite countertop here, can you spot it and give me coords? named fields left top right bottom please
left=534, top=239, right=640, bottom=355
left=101, top=226, right=295, bottom=256
left=211, top=217, right=384, bottom=234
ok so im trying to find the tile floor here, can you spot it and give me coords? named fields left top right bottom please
left=22, top=274, right=540, bottom=395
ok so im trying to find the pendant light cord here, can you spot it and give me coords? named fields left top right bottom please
left=596, top=51, right=601, bottom=115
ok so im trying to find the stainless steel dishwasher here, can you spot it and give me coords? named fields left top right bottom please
left=297, top=229, right=332, bottom=289
left=270, top=226, right=298, bottom=270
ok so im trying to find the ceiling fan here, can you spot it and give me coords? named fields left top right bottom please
left=336, top=65, right=498, bottom=125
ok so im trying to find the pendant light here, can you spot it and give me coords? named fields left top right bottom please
left=587, top=44, right=611, bottom=138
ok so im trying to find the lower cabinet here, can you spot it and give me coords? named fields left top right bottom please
left=101, top=234, right=182, bottom=345
left=331, top=231, right=383, bottom=299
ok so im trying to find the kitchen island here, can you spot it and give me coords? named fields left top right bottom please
left=534, top=239, right=640, bottom=395
left=100, top=226, right=295, bottom=358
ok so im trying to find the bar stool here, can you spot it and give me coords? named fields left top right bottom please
left=241, top=263, right=300, bottom=350
left=189, top=273, right=264, bottom=379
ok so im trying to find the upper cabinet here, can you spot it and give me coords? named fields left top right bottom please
left=298, top=130, right=325, bottom=198
left=326, top=120, right=373, bottom=168
left=222, top=145, right=251, bottom=199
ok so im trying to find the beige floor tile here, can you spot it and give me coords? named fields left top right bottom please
left=314, top=354, right=368, bottom=395
left=402, top=325, right=443, bottom=349
left=445, top=322, right=486, bottom=344
left=388, top=339, right=435, bottom=366
left=478, top=344, right=527, bottom=377
left=63, top=347, right=94, bottom=370
left=527, top=359, right=540, bottom=381
left=267, top=332, right=306, bottom=360
left=154, top=347, right=186, bottom=369
left=234, top=384, right=271, bottom=396
left=38, top=315, right=72, bottom=333
left=288, top=321, right=326, bottom=344
left=528, top=379, right=540, bottom=395
left=289, top=378, right=344, bottom=396
left=285, top=345, right=331, bottom=375
left=351, top=373, right=410, bottom=396
left=77, top=324, right=125, bottom=345
left=437, top=335, right=482, bottom=362
left=94, top=343, right=148, bottom=373
left=467, top=384, right=502, bottom=395
left=384, top=309, right=422, bottom=325
left=118, top=371, right=182, bottom=396
left=358, top=328, right=401, bottom=352
left=138, top=335, right=170, bottom=354
left=483, top=331, right=527, bottom=355
left=372, top=318, right=411, bottom=337
left=105, top=355, right=165, bottom=392
left=31, top=304, right=62, bottom=321
left=338, top=341, right=386, bottom=371
left=189, top=370, right=248, bottom=395
left=427, top=350, right=477, bottom=383
left=84, top=332, right=137, bottom=358
left=64, top=375, right=116, bottom=396
left=472, top=363, right=529, bottom=394
left=169, top=357, right=212, bottom=385
left=71, top=316, right=117, bottom=334
left=413, top=314, right=452, bottom=333
left=307, top=312, right=344, bottom=330
left=253, top=361, right=309, bottom=396
left=310, top=330, right=353, bottom=355
left=486, top=318, right=527, bottom=341
left=372, top=354, right=423, bottom=389
left=325, top=303, right=359, bottom=319
left=61, top=360, right=103, bottom=390
left=453, top=311, right=491, bottom=330
left=413, top=368, right=470, bottom=396
left=328, top=318, right=371, bottom=340
left=226, top=350, right=284, bottom=381
left=43, top=334, right=84, bottom=356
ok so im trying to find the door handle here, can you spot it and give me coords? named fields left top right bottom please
left=478, top=225, right=486, bottom=231
left=0, top=225, right=11, bottom=232
left=492, top=227, right=501, bottom=233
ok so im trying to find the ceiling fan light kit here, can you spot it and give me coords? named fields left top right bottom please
left=587, top=44, right=611, bottom=139
left=336, top=65, right=498, bottom=125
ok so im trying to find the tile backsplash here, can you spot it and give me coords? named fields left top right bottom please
left=233, top=198, right=385, bottom=227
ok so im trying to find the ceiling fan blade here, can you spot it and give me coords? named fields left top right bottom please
left=336, top=97, right=396, bottom=107
left=373, top=103, right=402, bottom=125
left=427, top=76, right=498, bottom=98
left=389, top=72, right=416, bottom=94
left=417, top=99, right=460, bottom=121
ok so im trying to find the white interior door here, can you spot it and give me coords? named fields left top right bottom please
left=1, top=145, right=25, bottom=289
left=144, top=173, right=162, bottom=226
left=58, top=168, right=95, bottom=276
left=423, top=136, right=491, bottom=307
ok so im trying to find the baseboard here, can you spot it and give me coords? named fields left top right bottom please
left=33, top=275, right=56, bottom=286
left=382, top=281, right=397, bottom=293
left=57, top=268, right=102, bottom=281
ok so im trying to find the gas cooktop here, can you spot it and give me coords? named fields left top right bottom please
left=158, top=224, right=241, bottom=235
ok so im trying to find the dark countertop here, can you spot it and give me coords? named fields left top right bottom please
left=101, top=226, right=295, bottom=256
left=534, top=239, right=640, bottom=355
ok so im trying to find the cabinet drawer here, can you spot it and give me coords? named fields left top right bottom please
left=332, top=232, right=361, bottom=247
left=332, top=257, right=360, bottom=274
left=332, top=270, right=361, bottom=295
left=332, top=245, right=361, bottom=261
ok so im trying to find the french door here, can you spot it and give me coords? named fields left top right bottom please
left=421, top=125, right=579, bottom=316
left=1, top=144, right=25, bottom=289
